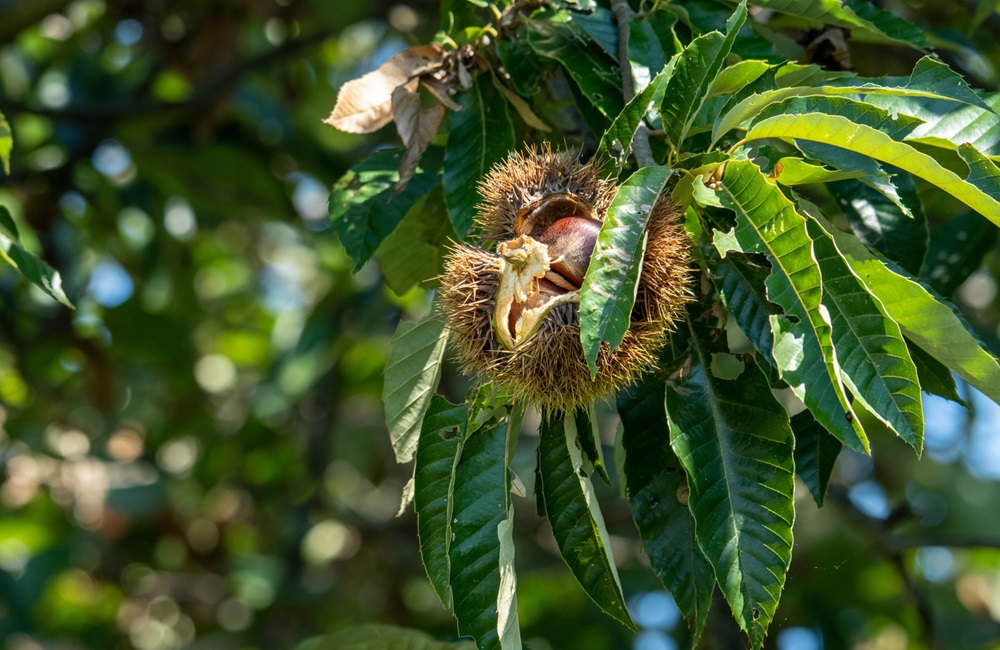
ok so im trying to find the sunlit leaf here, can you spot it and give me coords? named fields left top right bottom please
left=414, top=396, right=467, bottom=607
left=383, top=314, right=449, bottom=464
left=742, top=112, right=1000, bottom=228
left=597, top=60, right=674, bottom=170
left=580, top=165, right=672, bottom=375
left=0, top=110, right=11, bottom=175
left=750, top=0, right=929, bottom=49
left=450, top=419, right=521, bottom=650
left=661, top=0, right=747, bottom=150
left=714, top=159, right=868, bottom=452
left=667, top=317, right=794, bottom=648
left=713, top=56, right=983, bottom=143
left=0, top=207, right=73, bottom=308
left=809, top=210, right=1000, bottom=403
left=804, top=217, right=923, bottom=451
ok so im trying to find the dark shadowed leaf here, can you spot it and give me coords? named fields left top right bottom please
left=538, top=415, right=634, bottom=631
left=443, top=75, right=515, bottom=238
left=375, top=186, right=457, bottom=295
left=330, top=147, right=443, bottom=270
left=527, top=12, right=624, bottom=120
left=667, top=317, right=795, bottom=649
left=921, top=212, right=998, bottom=297
left=828, top=175, right=928, bottom=275
left=792, top=409, right=842, bottom=507
left=619, top=374, right=714, bottom=644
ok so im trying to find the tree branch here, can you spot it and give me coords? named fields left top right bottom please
left=609, top=0, right=656, bottom=168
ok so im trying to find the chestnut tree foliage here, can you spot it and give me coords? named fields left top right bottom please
left=325, top=0, right=1000, bottom=648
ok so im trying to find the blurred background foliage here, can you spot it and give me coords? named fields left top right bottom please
left=0, top=1, right=999, bottom=649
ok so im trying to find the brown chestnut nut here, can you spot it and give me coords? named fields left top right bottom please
left=538, top=216, right=602, bottom=289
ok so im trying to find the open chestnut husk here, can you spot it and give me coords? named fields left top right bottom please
left=439, top=146, right=691, bottom=412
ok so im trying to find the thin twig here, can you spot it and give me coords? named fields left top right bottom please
left=609, top=0, right=656, bottom=168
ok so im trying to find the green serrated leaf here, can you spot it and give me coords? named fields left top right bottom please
left=804, top=217, right=923, bottom=451
left=375, top=186, right=457, bottom=295
left=450, top=420, right=521, bottom=650
left=443, top=76, right=515, bottom=239
left=383, top=314, right=450, bottom=464
left=296, top=624, right=475, bottom=650
left=538, top=414, right=634, bottom=631
left=661, top=0, right=747, bottom=150
left=414, top=396, right=467, bottom=608
left=527, top=12, right=624, bottom=121
left=330, top=148, right=442, bottom=270
left=867, top=91, right=1000, bottom=157
left=751, top=0, right=929, bottom=49
left=0, top=111, right=10, bottom=175
left=714, top=159, right=868, bottom=452
left=713, top=56, right=981, bottom=144
left=742, top=112, right=1000, bottom=229
left=619, top=375, right=714, bottom=644
left=791, top=409, right=842, bottom=507
left=809, top=210, right=1000, bottom=404
left=597, top=61, right=674, bottom=170
left=828, top=175, right=928, bottom=275
left=707, top=60, right=772, bottom=98
left=666, top=317, right=795, bottom=648
left=958, top=143, right=1000, bottom=200
left=580, top=165, right=672, bottom=376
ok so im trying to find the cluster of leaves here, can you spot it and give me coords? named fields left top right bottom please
left=326, top=0, right=1000, bottom=648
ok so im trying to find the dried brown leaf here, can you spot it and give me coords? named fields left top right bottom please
left=325, top=43, right=446, bottom=134
left=392, top=81, right=445, bottom=193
